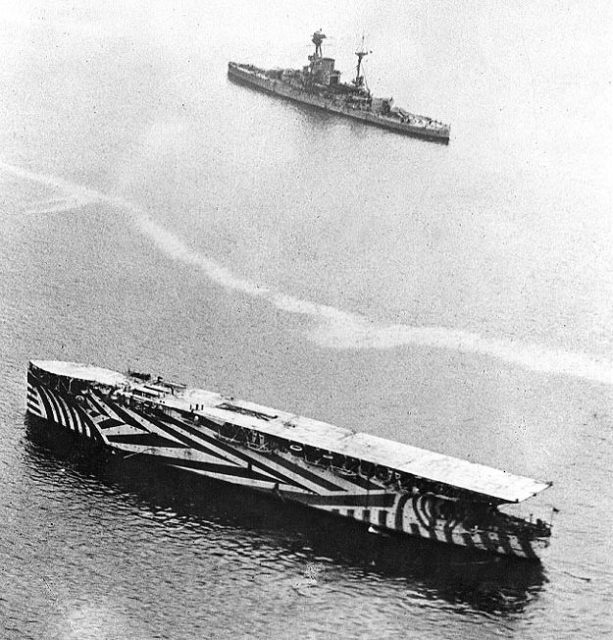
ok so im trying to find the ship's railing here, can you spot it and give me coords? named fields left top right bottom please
left=191, top=420, right=547, bottom=536
left=29, top=378, right=545, bottom=538
left=208, top=421, right=461, bottom=495
left=28, top=365, right=94, bottom=398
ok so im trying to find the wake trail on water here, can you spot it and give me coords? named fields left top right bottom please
left=2, top=160, right=612, bottom=386
left=0, top=161, right=104, bottom=211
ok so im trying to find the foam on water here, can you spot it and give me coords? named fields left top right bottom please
left=53, top=601, right=140, bottom=640
left=2, top=160, right=612, bottom=386
left=134, top=213, right=270, bottom=298
left=0, top=161, right=103, bottom=211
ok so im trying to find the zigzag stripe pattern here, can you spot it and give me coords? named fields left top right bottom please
left=115, top=402, right=330, bottom=494
left=26, top=383, right=45, bottom=419
left=25, top=364, right=546, bottom=560
left=91, top=396, right=311, bottom=493
left=163, top=414, right=343, bottom=493
left=33, top=384, right=104, bottom=444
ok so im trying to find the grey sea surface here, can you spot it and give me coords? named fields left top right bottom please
left=1, top=1, right=612, bottom=638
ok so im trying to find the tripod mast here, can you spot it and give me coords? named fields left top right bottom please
left=354, top=35, right=370, bottom=88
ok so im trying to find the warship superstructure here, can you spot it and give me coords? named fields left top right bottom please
left=228, top=30, right=450, bottom=142
left=26, top=360, right=553, bottom=559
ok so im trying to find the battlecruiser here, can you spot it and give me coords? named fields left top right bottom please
left=27, top=360, right=553, bottom=559
left=228, top=30, right=450, bottom=143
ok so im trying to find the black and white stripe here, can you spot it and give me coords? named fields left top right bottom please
left=34, top=385, right=102, bottom=443
left=26, top=383, right=45, bottom=419
left=25, top=370, right=544, bottom=559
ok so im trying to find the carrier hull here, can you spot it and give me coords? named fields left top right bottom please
left=228, top=63, right=450, bottom=143
left=26, top=361, right=550, bottom=560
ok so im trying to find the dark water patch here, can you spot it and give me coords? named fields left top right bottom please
left=24, top=415, right=546, bottom=617
left=2, top=4, right=612, bottom=636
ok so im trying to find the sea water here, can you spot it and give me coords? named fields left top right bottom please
left=1, top=2, right=611, bottom=638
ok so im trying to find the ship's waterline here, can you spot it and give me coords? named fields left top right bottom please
left=2, top=3, right=612, bottom=637
left=27, top=360, right=553, bottom=559
left=227, top=30, right=449, bottom=142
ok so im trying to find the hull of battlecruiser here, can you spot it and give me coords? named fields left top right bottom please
left=26, top=361, right=549, bottom=559
left=227, top=63, right=450, bottom=143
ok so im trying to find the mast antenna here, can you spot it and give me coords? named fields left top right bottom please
left=354, top=34, right=371, bottom=88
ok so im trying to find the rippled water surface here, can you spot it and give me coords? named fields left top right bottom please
left=1, top=2, right=612, bottom=638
